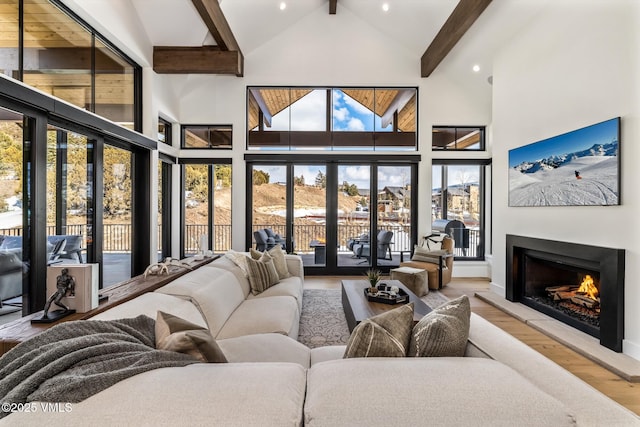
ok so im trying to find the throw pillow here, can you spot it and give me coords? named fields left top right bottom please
left=268, top=245, right=291, bottom=279
left=245, top=250, right=280, bottom=295
left=343, top=302, right=415, bottom=358
left=412, top=245, right=448, bottom=268
left=155, top=311, right=227, bottom=363
left=225, top=250, right=250, bottom=278
left=408, top=295, right=471, bottom=357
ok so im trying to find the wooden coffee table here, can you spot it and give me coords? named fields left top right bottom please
left=341, top=279, right=432, bottom=332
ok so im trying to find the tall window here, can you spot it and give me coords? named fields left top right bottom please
left=247, top=87, right=417, bottom=150
left=157, top=156, right=173, bottom=261
left=1, top=0, right=141, bottom=130
left=432, top=161, right=489, bottom=260
left=181, top=161, right=232, bottom=257
left=102, top=145, right=132, bottom=286
left=0, top=107, right=26, bottom=316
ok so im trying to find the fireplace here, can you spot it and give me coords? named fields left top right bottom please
left=506, top=235, right=624, bottom=352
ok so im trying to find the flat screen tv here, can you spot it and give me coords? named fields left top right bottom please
left=508, top=117, right=620, bottom=207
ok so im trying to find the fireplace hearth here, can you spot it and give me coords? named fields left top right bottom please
left=506, top=235, right=624, bottom=352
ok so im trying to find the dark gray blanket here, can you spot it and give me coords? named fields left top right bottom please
left=0, top=315, right=198, bottom=418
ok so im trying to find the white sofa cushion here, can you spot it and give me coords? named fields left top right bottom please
left=2, top=364, right=306, bottom=427
left=156, top=266, right=245, bottom=337
left=211, top=254, right=252, bottom=298
left=90, top=293, right=207, bottom=328
left=217, top=296, right=299, bottom=340
left=304, top=358, right=576, bottom=427
left=218, top=333, right=311, bottom=368
left=246, top=276, right=303, bottom=311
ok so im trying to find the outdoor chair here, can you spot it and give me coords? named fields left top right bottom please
left=254, top=229, right=276, bottom=252
left=263, top=228, right=286, bottom=249
left=352, top=230, right=394, bottom=262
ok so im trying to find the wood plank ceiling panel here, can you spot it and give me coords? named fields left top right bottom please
left=397, top=93, right=416, bottom=132
left=421, top=0, right=493, bottom=77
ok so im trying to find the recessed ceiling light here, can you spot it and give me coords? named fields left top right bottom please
left=472, top=64, right=480, bottom=72
left=279, top=2, right=286, bottom=10
left=382, top=3, right=390, bottom=12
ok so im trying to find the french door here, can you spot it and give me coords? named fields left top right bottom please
left=247, top=158, right=417, bottom=275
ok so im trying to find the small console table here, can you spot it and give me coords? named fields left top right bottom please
left=0, top=256, right=218, bottom=356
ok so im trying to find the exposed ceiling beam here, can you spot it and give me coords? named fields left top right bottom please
left=191, top=0, right=244, bottom=76
left=329, top=0, right=337, bottom=14
left=153, top=46, right=242, bottom=75
left=421, top=0, right=492, bottom=78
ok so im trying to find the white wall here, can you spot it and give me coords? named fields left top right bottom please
left=174, top=5, right=491, bottom=256
left=491, top=0, right=640, bottom=360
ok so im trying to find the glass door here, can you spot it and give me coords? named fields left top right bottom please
left=377, top=166, right=412, bottom=267
left=337, top=165, right=372, bottom=268
left=293, top=165, right=327, bottom=267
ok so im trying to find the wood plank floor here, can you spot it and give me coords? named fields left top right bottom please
left=304, top=276, right=640, bottom=416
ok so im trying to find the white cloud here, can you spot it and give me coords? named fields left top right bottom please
left=333, top=107, right=349, bottom=122
left=348, top=118, right=365, bottom=131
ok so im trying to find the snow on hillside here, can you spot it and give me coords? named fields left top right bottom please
left=509, top=156, right=618, bottom=206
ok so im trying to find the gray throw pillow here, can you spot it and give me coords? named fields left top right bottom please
left=344, top=303, right=415, bottom=358
left=408, top=295, right=470, bottom=357
left=155, top=311, right=227, bottom=363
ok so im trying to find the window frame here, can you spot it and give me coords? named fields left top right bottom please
left=181, top=124, right=233, bottom=150
left=246, top=86, right=418, bottom=151
left=431, top=159, right=490, bottom=261
left=432, top=126, right=486, bottom=151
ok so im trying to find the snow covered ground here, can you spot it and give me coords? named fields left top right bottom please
left=509, top=156, right=618, bottom=206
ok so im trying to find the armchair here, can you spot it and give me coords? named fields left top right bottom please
left=352, top=230, right=393, bottom=262
left=254, top=229, right=275, bottom=252
left=263, top=228, right=286, bottom=249
left=400, top=234, right=454, bottom=289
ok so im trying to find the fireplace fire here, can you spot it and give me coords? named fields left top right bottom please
left=506, top=235, right=625, bottom=352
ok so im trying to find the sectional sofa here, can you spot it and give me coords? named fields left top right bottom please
left=1, top=252, right=638, bottom=426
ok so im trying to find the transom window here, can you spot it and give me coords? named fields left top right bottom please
left=432, top=126, right=485, bottom=151
left=182, top=125, right=232, bottom=149
left=247, top=87, right=417, bottom=151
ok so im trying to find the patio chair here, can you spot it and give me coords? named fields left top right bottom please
left=263, top=228, right=286, bottom=249
left=254, top=229, right=276, bottom=252
left=352, top=230, right=394, bottom=262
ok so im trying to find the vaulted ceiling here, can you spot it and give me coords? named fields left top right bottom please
left=136, top=0, right=493, bottom=78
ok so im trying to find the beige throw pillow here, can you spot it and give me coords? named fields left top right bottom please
left=344, top=303, right=414, bottom=358
left=412, top=245, right=448, bottom=268
left=155, top=311, right=227, bottom=363
left=245, top=250, right=280, bottom=294
left=267, top=245, right=291, bottom=279
left=225, top=250, right=250, bottom=277
left=408, top=295, right=470, bottom=357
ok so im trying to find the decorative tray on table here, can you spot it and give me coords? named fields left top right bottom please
left=364, top=285, right=409, bottom=305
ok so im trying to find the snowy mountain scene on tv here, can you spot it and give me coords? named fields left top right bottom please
left=509, top=118, right=620, bottom=206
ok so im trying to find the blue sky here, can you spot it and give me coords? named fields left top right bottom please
left=268, top=89, right=391, bottom=132
left=508, top=118, right=619, bottom=167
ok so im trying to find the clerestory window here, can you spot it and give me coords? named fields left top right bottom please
left=247, top=87, right=417, bottom=151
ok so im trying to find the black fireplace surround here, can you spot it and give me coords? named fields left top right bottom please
left=506, top=235, right=625, bottom=352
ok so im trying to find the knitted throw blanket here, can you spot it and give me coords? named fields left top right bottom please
left=0, top=315, right=198, bottom=418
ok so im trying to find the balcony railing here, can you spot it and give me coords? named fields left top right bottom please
left=2, top=224, right=482, bottom=259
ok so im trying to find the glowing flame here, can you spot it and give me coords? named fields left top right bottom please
left=577, top=275, right=599, bottom=300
